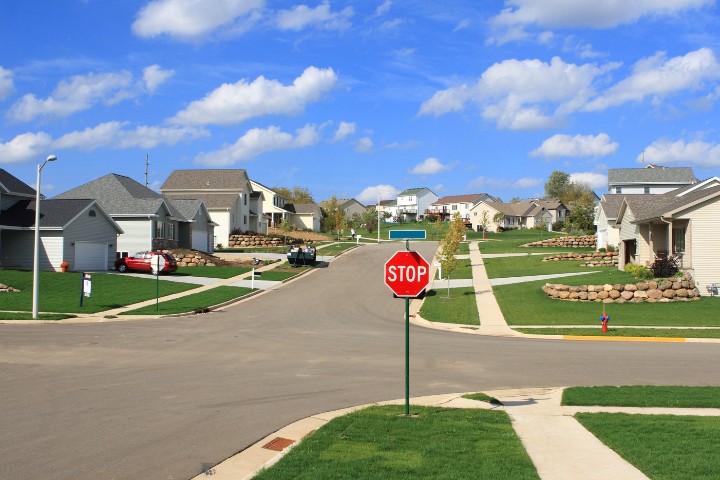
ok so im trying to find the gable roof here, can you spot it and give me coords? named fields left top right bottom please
left=398, top=187, right=435, bottom=197
left=53, top=173, right=169, bottom=216
left=0, top=169, right=36, bottom=196
left=434, top=193, right=499, bottom=205
left=525, top=198, right=567, bottom=210
left=607, top=167, right=697, bottom=185
left=161, top=169, right=250, bottom=191
left=285, top=203, right=320, bottom=215
left=0, top=198, right=122, bottom=232
left=598, top=194, right=625, bottom=220
left=476, top=201, right=545, bottom=217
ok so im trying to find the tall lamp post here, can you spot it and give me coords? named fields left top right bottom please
left=32, top=155, right=57, bottom=319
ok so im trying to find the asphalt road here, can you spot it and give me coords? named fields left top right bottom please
left=1, top=241, right=718, bottom=480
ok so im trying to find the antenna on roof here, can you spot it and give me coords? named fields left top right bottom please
left=145, top=154, right=149, bottom=187
left=641, top=150, right=645, bottom=167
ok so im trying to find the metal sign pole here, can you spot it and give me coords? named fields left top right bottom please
left=405, top=238, right=410, bottom=416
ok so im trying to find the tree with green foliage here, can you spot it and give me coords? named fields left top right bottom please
left=492, top=211, right=505, bottom=231
left=479, top=211, right=490, bottom=233
left=320, top=195, right=346, bottom=240
left=271, top=186, right=315, bottom=204
left=279, top=219, right=294, bottom=244
left=435, top=213, right=465, bottom=298
left=566, top=192, right=596, bottom=232
left=362, top=207, right=378, bottom=234
left=544, top=171, right=571, bottom=199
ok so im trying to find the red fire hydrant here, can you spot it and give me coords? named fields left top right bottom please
left=600, top=313, right=610, bottom=332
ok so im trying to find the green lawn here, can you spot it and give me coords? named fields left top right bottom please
left=121, top=286, right=253, bottom=315
left=575, top=413, right=720, bottom=480
left=419, top=287, right=479, bottom=325
left=257, top=269, right=308, bottom=281
left=0, top=312, right=74, bottom=321
left=0, top=269, right=199, bottom=314
left=474, top=230, right=590, bottom=254
left=253, top=405, right=539, bottom=480
left=176, top=265, right=252, bottom=278
left=563, top=386, right=720, bottom=408
left=438, top=258, right=473, bottom=279
left=517, top=328, right=720, bottom=338
left=316, top=243, right=358, bottom=256
left=493, top=269, right=720, bottom=327
left=483, top=255, right=608, bottom=279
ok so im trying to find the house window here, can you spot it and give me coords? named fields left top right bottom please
left=116, top=251, right=129, bottom=259
left=615, top=187, right=622, bottom=194
left=243, top=215, right=248, bottom=225
left=244, top=194, right=247, bottom=206
left=89, top=210, right=96, bottom=217
left=673, top=227, right=687, bottom=253
left=452, top=205, right=457, bottom=210
left=155, top=221, right=165, bottom=239
left=644, top=187, right=650, bottom=194
left=168, top=223, right=175, bottom=241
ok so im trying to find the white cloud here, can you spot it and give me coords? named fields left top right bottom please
left=638, top=138, right=720, bottom=168
left=489, top=0, right=712, bottom=33
left=53, top=121, right=208, bottom=151
left=0, top=66, right=14, bottom=100
left=333, top=121, right=356, bottom=140
left=6, top=71, right=133, bottom=122
left=171, top=66, right=337, bottom=126
left=194, top=124, right=320, bottom=166
left=586, top=48, right=720, bottom=111
left=132, top=0, right=263, bottom=40
left=419, top=56, right=612, bottom=130
left=355, top=136, right=373, bottom=152
left=468, top=176, right=542, bottom=189
left=357, top=184, right=399, bottom=204
left=410, top=157, right=450, bottom=175
left=531, top=133, right=618, bottom=158
left=375, top=0, right=392, bottom=16
left=143, top=64, right=174, bottom=93
left=276, top=1, right=353, bottom=31
left=0, top=131, right=53, bottom=163
left=569, top=172, right=607, bottom=189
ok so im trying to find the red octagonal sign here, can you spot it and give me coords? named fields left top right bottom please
left=384, top=251, right=430, bottom=298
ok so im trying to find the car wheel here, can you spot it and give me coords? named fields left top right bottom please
left=117, top=264, right=127, bottom=273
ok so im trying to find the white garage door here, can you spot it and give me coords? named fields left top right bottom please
left=75, top=242, right=108, bottom=271
left=191, top=229, right=208, bottom=252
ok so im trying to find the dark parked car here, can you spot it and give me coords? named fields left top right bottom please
left=114, top=252, right=178, bottom=274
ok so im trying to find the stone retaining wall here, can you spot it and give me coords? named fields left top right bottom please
left=522, top=235, right=596, bottom=248
left=544, top=276, right=701, bottom=303
left=543, top=252, right=618, bottom=267
left=0, top=282, right=20, bottom=293
left=227, top=234, right=286, bottom=248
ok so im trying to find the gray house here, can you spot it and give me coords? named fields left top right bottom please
left=608, top=165, right=697, bottom=194
left=54, top=173, right=215, bottom=256
left=1, top=169, right=122, bottom=271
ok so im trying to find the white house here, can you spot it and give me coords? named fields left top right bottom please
left=470, top=201, right=552, bottom=232
left=250, top=180, right=290, bottom=229
left=161, top=169, right=254, bottom=245
left=428, top=193, right=501, bottom=222
left=395, top=187, right=438, bottom=222
left=284, top=203, right=322, bottom=231
left=608, top=165, right=697, bottom=194
left=595, top=194, right=624, bottom=250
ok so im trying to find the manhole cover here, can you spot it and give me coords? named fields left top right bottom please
left=262, top=437, right=294, bottom=451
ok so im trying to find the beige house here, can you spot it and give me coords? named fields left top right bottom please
left=428, top=193, right=501, bottom=222
left=470, top=201, right=552, bottom=232
left=284, top=203, right=322, bottom=231
left=595, top=194, right=624, bottom=250
left=615, top=177, right=720, bottom=295
left=250, top=180, right=290, bottom=229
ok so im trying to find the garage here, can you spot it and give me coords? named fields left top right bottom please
left=191, top=226, right=208, bottom=252
left=75, top=242, right=109, bottom=271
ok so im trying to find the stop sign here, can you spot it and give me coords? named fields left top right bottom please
left=384, top=251, right=430, bottom=297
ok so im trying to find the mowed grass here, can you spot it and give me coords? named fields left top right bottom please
left=575, top=413, right=720, bottom=480
left=316, top=243, right=359, bottom=256
left=563, top=386, right=720, bottom=408
left=517, top=328, right=720, bottom=338
left=483, top=255, right=608, bottom=279
left=175, top=265, right=252, bottom=278
left=121, top=286, right=253, bottom=315
left=474, top=230, right=589, bottom=254
left=438, top=258, right=473, bottom=279
left=0, top=269, right=198, bottom=314
left=253, top=405, right=539, bottom=480
left=493, top=271, right=720, bottom=327
left=419, top=287, right=479, bottom=325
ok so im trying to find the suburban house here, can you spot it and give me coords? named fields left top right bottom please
left=595, top=194, right=624, bottom=250
left=250, top=180, right=290, bottom=229
left=469, top=201, right=552, bottom=232
left=427, top=193, right=501, bottom=222
left=284, top=203, right=322, bottom=231
left=54, top=173, right=213, bottom=255
left=160, top=169, right=255, bottom=246
left=167, top=199, right=218, bottom=253
left=249, top=191, right=265, bottom=234
left=335, top=198, right=367, bottom=220
left=379, top=199, right=397, bottom=222
left=523, top=198, right=569, bottom=226
left=1, top=169, right=123, bottom=271
left=395, top=187, right=438, bottom=222
left=614, top=177, right=720, bottom=295
left=608, top=165, right=697, bottom=194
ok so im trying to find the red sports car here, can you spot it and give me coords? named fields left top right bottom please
left=114, top=252, right=178, bottom=274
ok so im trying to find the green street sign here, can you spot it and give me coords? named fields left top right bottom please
left=389, top=229, right=426, bottom=240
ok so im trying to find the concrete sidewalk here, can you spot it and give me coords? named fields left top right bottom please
left=196, top=385, right=720, bottom=479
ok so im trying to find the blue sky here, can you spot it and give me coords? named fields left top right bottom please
left=2, top=0, right=719, bottom=204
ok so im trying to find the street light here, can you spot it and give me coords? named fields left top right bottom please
left=32, top=154, right=57, bottom=319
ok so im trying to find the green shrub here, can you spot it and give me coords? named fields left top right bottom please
left=625, top=263, right=654, bottom=281
left=552, top=220, right=565, bottom=231
left=598, top=247, right=607, bottom=252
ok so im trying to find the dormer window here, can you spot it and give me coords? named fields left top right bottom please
left=89, top=210, right=96, bottom=217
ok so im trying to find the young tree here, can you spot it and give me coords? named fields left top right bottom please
left=544, top=171, right=571, bottom=199
left=479, top=211, right=490, bottom=238
left=362, top=207, right=378, bottom=234
left=566, top=192, right=596, bottom=232
left=435, top=213, right=465, bottom=298
left=279, top=218, right=294, bottom=244
left=492, top=211, right=505, bottom=231
left=320, top=196, right=346, bottom=240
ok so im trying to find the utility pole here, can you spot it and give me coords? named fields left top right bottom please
left=145, top=154, right=149, bottom=187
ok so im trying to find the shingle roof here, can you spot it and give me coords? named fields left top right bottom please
left=633, top=182, right=720, bottom=222
left=166, top=198, right=202, bottom=221
left=285, top=203, right=320, bottom=214
left=434, top=193, right=498, bottom=205
left=0, top=169, right=36, bottom=196
left=608, top=167, right=697, bottom=185
left=161, top=169, right=249, bottom=190
left=599, top=194, right=625, bottom=219
left=54, top=174, right=167, bottom=216
left=0, top=199, right=95, bottom=228
left=489, top=202, right=539, bottom=216
left=398, top=187, right=430, bottom=196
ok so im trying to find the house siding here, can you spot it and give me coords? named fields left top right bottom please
left=63, top=208, right=119, bottom=269
left=674, top=198, right=720, bottom=295
left=210, top=210, right=232, bottom=247
left=0, top=231, right=63, bottom=269
left=115, top=218, right=153, bottom=255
